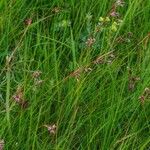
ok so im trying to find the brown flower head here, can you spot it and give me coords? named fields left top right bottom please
left=24, top=18, right=32, bottom=26
left=110, top=11, right=120, bottom=17
left=85, top=37, right=96, bottom=47
left=0, top=140, right=4, bottom=150
left=139, top=95, right=145, bottom=104
left=128, top=77, right=140, bottom=91
left=12, top=86, right=28, bottom=108
left=32, top=71, right=42, bottom=78
left=51, top=7, right=61, bottom=13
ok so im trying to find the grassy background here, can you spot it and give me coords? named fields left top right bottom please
left=0, top=0, right=150, bottom=149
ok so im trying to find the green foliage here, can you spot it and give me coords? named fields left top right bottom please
left=0, top=0, right=150, bottom=149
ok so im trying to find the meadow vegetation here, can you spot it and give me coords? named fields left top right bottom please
left=0, top=0, right=150, bottom=149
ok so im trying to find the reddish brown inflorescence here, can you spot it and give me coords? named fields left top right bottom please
left=12, top=86, right=28, bottom=108
left=85, top=37, right=96, bottom=47
left=24, top=18, right=32, bottom=26
left=0, top=140, right=4, bottom=150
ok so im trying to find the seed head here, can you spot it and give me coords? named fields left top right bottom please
left=44, top=124, right=57, bottom=135
left=85, top=37, right=96, bottom=47
left=24, top=18, right=32, bottom=26
left=12, top=86, right=28, bottom=108
left=32, top=71, right=42, bottom=78
left=115, top=0, right=125, bottom=7
left=35, top=80, right=44, bottom=86
left=51, top=7, right=61, bottom=13
left=110, top=11, right=120, bottom=17
left=139, top=95, right=145, bottom=104
left=0, top=140, right=4, bottom=150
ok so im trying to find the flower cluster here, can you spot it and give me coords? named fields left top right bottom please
left=51, top=7, right=61, bottom=14
left=32, top=70, right=43, bottom=88
left=139, top=88, right=150, bottom=104
left=85, top=37, right=96, bottom=47
left=67, top=66, right=92, bottom=81
left=128, top=68, right=140, bottom=92
left=43, top=124, right=57, bottom=135
left=115, top=32, right=133, bottom=44
left=12, top=86, right=28, bottom=109
left=59, top=20, right=71, bottom=28
left=99, top=17, right=110, bottom=22
left=93, top=52, right=115, bottom=65
left=0, top=140, right=4, bottom=150
left=24, top=18, right=32, bottom=26
left=66, top=51, right=115, bottom=81
left=109, top=0, right=125, bottom=18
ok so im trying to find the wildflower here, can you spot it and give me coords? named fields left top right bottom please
left=34, top=80, right=44, bottom=86
left=99, top=17, right=104, bottom=22
left=105, top=17, right=110, bottom=22
left=110, top=11, right=120, bottom=17
left=85, top=37, right=96, bottom=47
left=12, top=87, right=23, bottom=102
left=113, top=21, right=118, bottom=26
left=51, top=7, right=61, bottom=13
left=115, top=0, right=125, bottom=7
left=69, top=67, right=83, bottom=81
left=95, top=26, right=100, bottom=32
left=139, top=95, right=145, bottom=104
left=128, top=81, right=135, bottom=91
left=67, top=66, right=92, bottom=81
left=127, top=32, right=133, bottom=38
left=139, top=87, right=150, bottom=104
left=43, top=124, right=57, bottom=135
left=111, top=25, right=117, bottom=32
left=13, top=95, right=21, bottom=103
left=99, top=17, right=110, bottom=22
left=32, top=70, right=42, bottom=78
left=110, top=22, right=118, bottom=32
left=128, top=76, right=140, bottom=91
left=0, top=140, right=4, bottom=150
left=24, top=18, right=32, bottom=26
left=32, top=70, right=43, bottom=90
left=12, top=86, right=28, bottom=108
left=61, top=20, right=71, bottom=27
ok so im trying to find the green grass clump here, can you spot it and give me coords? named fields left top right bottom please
left=0, top=0, right=150, bottom=149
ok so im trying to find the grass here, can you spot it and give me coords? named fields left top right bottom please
left=0, top=0, right=150, bottom=149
